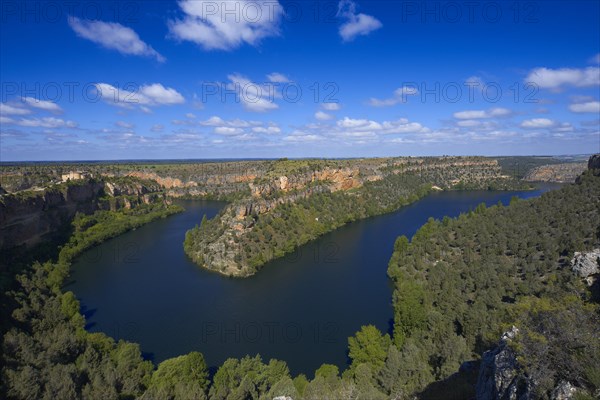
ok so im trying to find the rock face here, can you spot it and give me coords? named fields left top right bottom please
left=0, top=181, right=104, bottom=253
left=523, top=163, right=587, bottom=183
left=476, top=329, right=585, bottom=400
left=589, top=154, right=600, bottom=175
left=0, top=178, right=167, bottom=255
left=550, top=381, right=576, bottom=400
left=571, top=249, right=600, bottom=278
left=123, top=168, right=258, bottom=199
left=248, top=167, right=362, bottom=199
left=570, top=249, right=600, bottom=287
left=476, top=326, right=533, bottom=400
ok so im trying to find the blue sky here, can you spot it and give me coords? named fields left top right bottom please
left=1, top=0, right=599, bottom=161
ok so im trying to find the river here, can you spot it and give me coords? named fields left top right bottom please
left=68, top=185, right=559, bottom=375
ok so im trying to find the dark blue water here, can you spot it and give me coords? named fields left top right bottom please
left=68, top=185, right=559, bottom=375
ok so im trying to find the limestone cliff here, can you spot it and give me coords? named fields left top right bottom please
left=476, top=327, right=533, bottom=400
left=589, top=154, right=600, bottom=174
left=523, top=163, right=587, bottom=183
left=476, top=324, right=595, bottom=400
left=0, top=177, right=168, bottom=255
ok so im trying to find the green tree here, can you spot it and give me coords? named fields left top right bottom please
left=393, top=280, right=427, bottom=348
left=293, top=374, right=309, bottom=397
left=378, top=345, right=403, bottom=396
left=348, top=325, right=392, bottom=374
left=314, top=364, right=339, bottom=381
left=146, top=352, right=209, bottom=399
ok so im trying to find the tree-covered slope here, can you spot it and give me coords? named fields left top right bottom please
left=386, top=167, right=600, bottom=397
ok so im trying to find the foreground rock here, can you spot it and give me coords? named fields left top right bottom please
left=476, top=326, right=594, bottom=400
left=571, top=249, right=600, bottom=280
left=475, top=327, right=533, bottom=400
left=589, top=154, right=600, bottom=171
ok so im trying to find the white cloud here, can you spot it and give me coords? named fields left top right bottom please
left=488, top=107, right=511, bottom=117
left=200, top=116, right=227, bottom=127
left=0, top=116, right=16, bottom=124
left=381, top=119, right=429, bottom=134
left=0, top=103, right=31, bottom=116
left=226, top=73, right=278, bottom=112
left=151, top=124, right=164, bottom=132
left=185, top=113, right=197, bottom=119
left=252, top=125, right=280, bottom=134
left=315, top=111, right=334, bottom=120
left=283, top=133, right=324, bottom=142
left=22, top=97, right=63, bottom=113
left=368, top=98, right=399, bottom=107
left=337, top=117, right=381, bottom=131
left=215, top=126, right=244, bottom=135
left=200, top=116, right=257, bottom=128
left=569, top=101, right=600, bottom=113
left=337, top=0, right=382, bottom=42
left=394, top=86, right=419, bottom=96
left=464, top=76, right=484, bottom=86
left=525, top=67, right=600, bottom=89
left=454, top=110, right=484, bottom=119
left=139, top=84, right=185, bottom=105
left=321, top=102, right=341, bottom=111
left=160, top=132, right=204, bottom=144
left=590, top=53, right=600, bottom=64
left=95, top=83, right=185, bottom=108
left=453, top=107, right=511, bottom=119
left=5, top=117, right=78, bottom=128
left=115, top=121, right=134, bottom=129
left=192, top=94, right=205, bottom=110
left=336, top=116, right=428, bottom=135
left=168, top=0, right=284, bottom=51
left=520, top=118, right=555, bottom=128
left=456, top=120, right=481, bottom=127
left=68, top=17, right=165, bottom=62
left=267, top=72, right=290, bottom=83
left=553, top=122, right=574, bottom=133
left=197, top=115, right=279, bottom=139
left=368, top=86, right=418, bottom=107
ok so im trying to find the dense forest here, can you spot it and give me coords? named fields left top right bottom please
left=1, top=159, right=599, bottom=399
left=386, top=168, right=600, bottom=398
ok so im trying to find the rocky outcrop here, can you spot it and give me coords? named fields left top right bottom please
left=523, top=163, right=587, bottom=183
left=570, top=249, right=600, bottom=287
left=123, top=169, right=258, bottom=199
left=589, top=154, right=600, bottom=175
left=104, top=180, right=159, bottom=197
left=124, top=171, right=191, bottom=189
left=0, top=181, right=104, bottom=252
left=550, top=381, right=577, bottom=400
left=476, top=327, right=533, bottom=400
left=249, top=167, right=361, bottom=198
left=571, top=249, right=600, bottom=278
left=0, top=178, right=167, bottom=255
left=476, top=328, right=588, bottom=400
